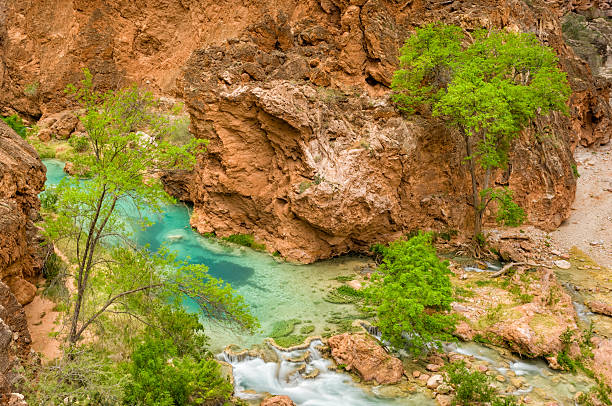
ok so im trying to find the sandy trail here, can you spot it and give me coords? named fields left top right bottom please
left=23, top=248, right=74, bottom=361
left=551, top=143, right=612, bottom=268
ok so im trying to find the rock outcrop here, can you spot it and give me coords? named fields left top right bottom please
left=327, top=333, right=404, bottom=384
left=592, top=337, right=612, bottom=388
left=2, top=0, right=611, bottom=261
left=182, top=0, right=586, bottom=262
left=0, top=121, right=47, bottom=304
left=0, top=281, right=32, bottom=402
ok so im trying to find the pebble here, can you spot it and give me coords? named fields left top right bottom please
left=426, top=363, right=442, bottom=372
left=436, top=384, right=452, bottom=395
left=477, top=365, right=488, bottom=373
left=496, top=375, right=506, bottom=383
left=412, top=370, right=421, bottom=378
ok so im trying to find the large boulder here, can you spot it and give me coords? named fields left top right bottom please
left=261, top=395, right=295, bottom=406
left=327, top=333, right=403, bottom=384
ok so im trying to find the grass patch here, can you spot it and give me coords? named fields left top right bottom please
left=324, top=285, right=364, bottom=304
left=222, top=234, right=266, bottom=251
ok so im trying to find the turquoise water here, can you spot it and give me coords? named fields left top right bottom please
left=43, top=159, right=362, bottom=351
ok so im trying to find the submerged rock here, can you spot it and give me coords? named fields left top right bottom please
left=327, top=333, right=403, bottom=384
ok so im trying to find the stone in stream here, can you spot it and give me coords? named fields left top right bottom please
left=260, top=395, right=295, bottom=406
left=587, top=300, right=612, bottom=317
left=327, top=333, right=404, bottom=384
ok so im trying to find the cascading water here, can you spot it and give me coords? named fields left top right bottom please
left=218, top=339, right=433, bottom=406
left=42, top=159, right=597, bottom=405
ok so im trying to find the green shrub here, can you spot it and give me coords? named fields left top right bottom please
left=364, top=232, right=456, bottom=354
left=124, top=336, right=232, bottom=406
left=69, top=135, right=89, bottom=152
left=2, top=114, right=27, bottom=138
left=42, top=252, right=64, bottom=280
left=445, top=361, right=494, bottom=404
left=24, top=81, right=39, bottom=97
left=40, top=188, right=59, bottom=210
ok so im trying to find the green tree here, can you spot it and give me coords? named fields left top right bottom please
left=365, top=232, right=455, bottom=354
left=2, top=114, right=27, bottom=138
left=391, top=23, right=571, bottom=240
left=44, top=69, right=257, bottom=346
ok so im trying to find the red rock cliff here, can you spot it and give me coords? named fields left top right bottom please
left=1, top=0, right=611, bottom=262
left=0, top=121, right=46, bottom=304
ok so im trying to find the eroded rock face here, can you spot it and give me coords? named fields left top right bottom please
left=0, top=121, right=47, bottom=304
left=591, top=337, right=612, bottom=388
left=327, top=333, right=403, bottom=384
left=453, top=268, right=579, bottom=361
left=2, top=0, right=611, bottom=261
left=182, top=0, right=581, bottom=261
left=0, top=281, right=32, bottom=400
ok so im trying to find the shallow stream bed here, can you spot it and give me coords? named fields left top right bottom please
left=43, top=159, right=597, bottom=405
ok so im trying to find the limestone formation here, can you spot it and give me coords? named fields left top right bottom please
left=327, top=333, right=403, bottom=384
left=0, top=121, right=47, bottom=304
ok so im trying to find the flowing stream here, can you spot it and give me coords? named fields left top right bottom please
left=43, top=159, right=594, bottom=405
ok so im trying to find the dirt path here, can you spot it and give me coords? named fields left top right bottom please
left=23, top=247, right=74, bottom=361
left=24, top=286, right=62, bottom=361
left=551, top=143, right=612, bottom=268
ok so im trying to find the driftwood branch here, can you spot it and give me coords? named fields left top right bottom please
left=489, top=261, right=550, bottom=278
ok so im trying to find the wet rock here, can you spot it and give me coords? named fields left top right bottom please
left=426, top=374, right=443, bottom=389
left=327, top=333, right=403, bottom=384
left=436, top=384, right=452, bottom=395
left=587, top=300, right=612, bottom=317
left=261, top=395, right=295, bottom=406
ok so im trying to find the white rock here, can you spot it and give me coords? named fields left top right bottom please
left=554, top=260, right=571, bottom=269
left=427, top=374, right=443, bottom=389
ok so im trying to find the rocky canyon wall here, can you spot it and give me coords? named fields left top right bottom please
left=0, top=121, right=46, bottom=304
left=181, top=0, right=607, bottom=261
left=1, top=0, right=611, bottom=262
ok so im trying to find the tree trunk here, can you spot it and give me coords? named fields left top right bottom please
left=462, top=131, right=482, bottom=241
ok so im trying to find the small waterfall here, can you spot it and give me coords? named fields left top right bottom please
left=219, top=337, right=433, bottom=406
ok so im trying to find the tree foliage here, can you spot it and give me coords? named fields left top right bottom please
left=365, top=232, right=455, bottom=354
left=43, top=69, right=257, bottom=346
left=2, top=114, right=27, bottom=138
left=123, top=308, right=233, bottom=406
left=392, top=23, right=571, bottom=239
